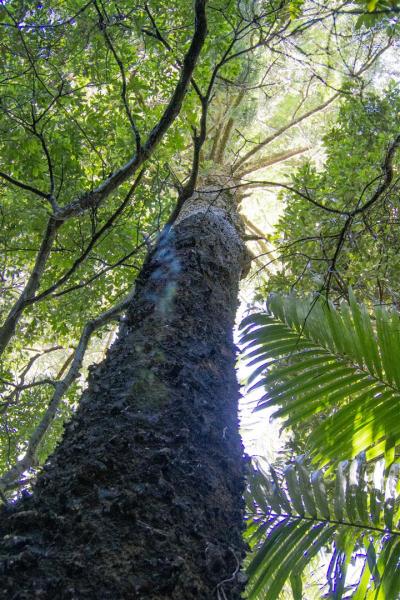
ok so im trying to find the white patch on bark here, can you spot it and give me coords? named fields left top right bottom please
left=174, top=179, right=251, bottom=277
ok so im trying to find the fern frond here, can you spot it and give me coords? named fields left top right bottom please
left=245, top=457, right=400, bottom=600
left=240, top=293, right=400, bottom=464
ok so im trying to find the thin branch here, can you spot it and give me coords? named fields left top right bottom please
left=50, top=244, right=143, bottom=299
left=35, top=131, right=58, bottom=210
left=209, top=122, right=225, bottom=161
left=93, top=0, right=141, bottom=154
left=237, top=146, right=310, bottom=178
left=215, top=89, right=246, bottom=163
left=352, top=134, right=400, bottom=216
left=0, top=217, right=60, bottom=357
left=166, top=95, right=208, bottom=226
left=241, top=179, right=349, bottom=215
left=143, top=4, right=172, bottom=52
left=0, top=287, right=136, bottom=495
left=234, top=93, right=339, bottom=172
left=0, top=170, right=49, bottom=201
left=0, top=0, right=94, bottom=29
left=242, top=214, right=270, bottom=241
left=325, top=134, right=400, bottom=295
left=54, top=0, right=207, bottom=222
left=324, top=215, right=353, bottom=296
left=30, top=170, right=145, bottom=304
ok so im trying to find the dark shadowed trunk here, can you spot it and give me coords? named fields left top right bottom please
left=0, top=180, right=249, bottom=599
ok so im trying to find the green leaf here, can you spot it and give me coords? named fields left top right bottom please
left=290, top=573, right=303, bottom=600
left=245, top=457, right=400, bottom=600
left=242, top=294, right=400, bottom=463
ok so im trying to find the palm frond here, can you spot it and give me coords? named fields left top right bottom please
left=240, top=292, right=400, bottom=464
left=245, top=457, right=400, bottom=599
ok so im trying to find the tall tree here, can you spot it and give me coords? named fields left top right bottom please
left=0, top=180, right=250, bottom=598
left=0, top=0, right=396, bottom=597
left=0, top=0, right=389, bottom=490
left=0, top=0, right=290, bottom=595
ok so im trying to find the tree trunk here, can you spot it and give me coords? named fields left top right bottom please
left=0, top=180, right=248, bottom=599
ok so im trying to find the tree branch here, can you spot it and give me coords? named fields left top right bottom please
left=93, top=0, right=141, bottom=154
left=237, top=146, right=310, bottom=177
left=233, top=93, right=339, bottom=172
left=0, top=287, right=136, bottom=495
left=0, top=0, right=208, bottom=358
left=0, top=217, right=61, bottom=357
left=166, top=94, right=209, bottom=226
left=215, top=89, right=246, bottom=164
left=54, top=0, right=208, bottom=222
left=324, top=134, right=400, bottom=296
left=30, top=170, right=145, bottom=304
left=0, top=169, right=50, bottom=201
left=241, top=179, right=349, bottom=215
left=352, top=134, right=400, bottom=216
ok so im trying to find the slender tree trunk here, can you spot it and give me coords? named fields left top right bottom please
left=0, top=180, right=248, bottom=599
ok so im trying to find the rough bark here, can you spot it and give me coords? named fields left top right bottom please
left=0, top=182, right=249, bottom=599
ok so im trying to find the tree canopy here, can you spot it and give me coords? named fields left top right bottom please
left=1, top=0, right=400, bottom=597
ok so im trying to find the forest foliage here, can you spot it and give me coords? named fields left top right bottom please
left=242, top=293, right=400, bottom=597
left=240, top=1, right=400, bottom=593
left=1, top=0, right=400, bottom=597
